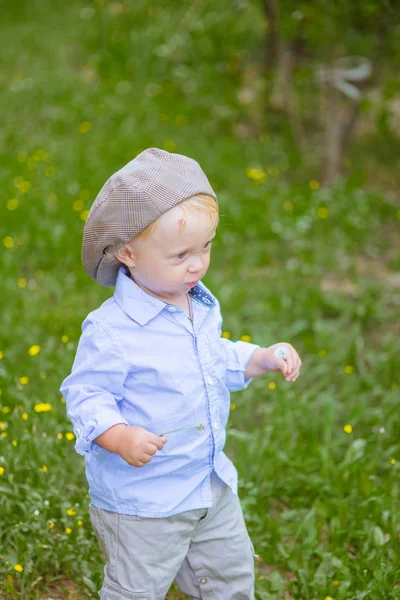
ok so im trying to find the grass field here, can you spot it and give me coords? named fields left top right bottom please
left=1, top=1, right=399, bottom=598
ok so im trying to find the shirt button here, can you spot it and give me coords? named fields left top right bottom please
left=168, top=307, right=176, bottom=312
left=206, top=376, right=213, bottom=385
left=200, top=577, right=208, bottom=584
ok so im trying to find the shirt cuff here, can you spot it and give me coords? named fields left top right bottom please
left=73, top=411, right=129, bottom=456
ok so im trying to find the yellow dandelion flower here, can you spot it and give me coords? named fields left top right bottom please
left=319, top=349, right=327, bottom=357
left=0, top=422, right=5, bottom=430
left=0, top=351, right=3, bottom=360
left=79, top=121, right=92, bottom=134
left=65, top=527, right=72, bottom=535
left=65, top=432, right=75, bottom=441
left=317, top=207, right=329, bottom=219
left=391, top=458, right=396, bottom=465
left=45, top=166, right=55, bottom=177
left=77, top=520, right=83, bottom=526
left=34, top=149, right=47, bottom=161
left=18, top=181, right=31, bottom=193
left=221, top=331, right=231, bottom=339
left=333, top=580, right=340, bottom=586
left=1, top=432, right=8, bottom=438
left=230, top=402, right=237, bottom=411
left=163, top=140, right=176, bottom=152
left=28, top=345, right=41, bottom=356
left=61, top=335, right=69, bottom=343
left=41, top=465, right=48, bottom=472
left=2, top=407, right=10, bottom=414
left=245, top=167, right=267, bottom=183
left=66, top=508, right=77, bottom=516
left=0, top=467, right=4, bottom=476
left=240, top=334, right=252, bottom=342
left=73, top=199, right=84, bottom=212
left=22, top=412, right=29, bottom=421
left=309, top=179, right=320, bottom=190
left=60, top=396, right=66, bottom=404
left=344, top=365, right=354, bottom=374
left=12, top=440, right=17, bottom=447
left=324, top=597, right=333, bottom=600
left=7, top=199, right=19, bottom=211
left=19, top=376, right=29, bottom=385
left=17, top=278, right=27, bottom=289
left=57, top=432, right=63, bottom=440
left=34, top=403, right=52, bottom=413
left=343, top=424, right=353, bottom=434
left=3, top=236, right=14, bottom=249
left=13, top=564, right=23, bottom=573
left=48, top=521, right=55, bottom=528
left=268, top=381, right=277, bottom=391
left=80, top=209, right=90, bottom=221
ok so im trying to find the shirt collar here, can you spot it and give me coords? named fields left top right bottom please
left=113, top=266, right=216, bottom=326
left=114, top=266, right=166, bottom=326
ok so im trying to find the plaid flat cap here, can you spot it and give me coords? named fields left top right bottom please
left=82, top=148, right=217, bottom=286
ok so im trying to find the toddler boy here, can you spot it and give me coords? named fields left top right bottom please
left=61, top=148, right=301, bottom=600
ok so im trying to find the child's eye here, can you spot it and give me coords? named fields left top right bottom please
left=177, top=252, right=187, bottom=259
left=203, top=241, right=212, bottom=249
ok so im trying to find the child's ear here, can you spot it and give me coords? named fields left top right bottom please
left=115, top=245, right=136, bottom=267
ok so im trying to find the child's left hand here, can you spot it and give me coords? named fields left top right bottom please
left=262, top=343, right=302, bottom=382
left=245, top=343, right=302, bottom=382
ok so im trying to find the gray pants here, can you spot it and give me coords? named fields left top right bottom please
left=89, top=476, right=256, bottom=599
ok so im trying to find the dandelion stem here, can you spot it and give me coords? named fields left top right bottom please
left=158, top=423, right=204, bottom=437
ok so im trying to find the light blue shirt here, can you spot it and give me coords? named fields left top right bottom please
left=61, top=266, right=259, bottom=517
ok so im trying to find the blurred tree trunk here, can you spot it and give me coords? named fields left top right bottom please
left=262, top=1, right=305, bottom=150
left=323, top=91, right=361, bottom=185
left=262, top=0, right=281, bottom=70
left=261, top=1, right=374, bottom=185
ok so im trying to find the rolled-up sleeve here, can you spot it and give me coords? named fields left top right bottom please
left=219, top=338, right=260, bottom=392
left=213, top=300, right=260, bottom=392
left=60, top=319, right=129, bottom=455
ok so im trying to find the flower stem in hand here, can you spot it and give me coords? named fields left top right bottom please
left=158, top=423, right=204, bottom=437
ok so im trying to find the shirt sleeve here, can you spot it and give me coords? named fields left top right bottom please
left=60, top=319, right=129, bottom=456
left=219, top=338, right=260, bottom=392
left=213, top=300, right=260, bottom=392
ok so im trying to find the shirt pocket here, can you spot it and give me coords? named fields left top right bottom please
left=207, top=332, right=227, bottom=381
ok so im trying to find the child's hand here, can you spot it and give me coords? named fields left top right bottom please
left=245, top=344, right=302, bottom=381
left=115, top=425, right=168, bottom=467
left=264, top=343, right=302, bottom=382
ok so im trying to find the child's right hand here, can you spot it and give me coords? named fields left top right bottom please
left=114, top=425, right=168, bottom=467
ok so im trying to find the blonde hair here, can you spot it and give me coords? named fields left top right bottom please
left=130, top=193, right=218, bottom=244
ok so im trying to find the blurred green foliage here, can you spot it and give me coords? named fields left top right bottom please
left=0, top=1, right=399, bottom=598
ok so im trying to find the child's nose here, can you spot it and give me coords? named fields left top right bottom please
left=187, top=255, right=204, bottom=272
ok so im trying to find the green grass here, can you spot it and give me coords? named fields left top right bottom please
left=1, top=1, right=400, bottom=598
